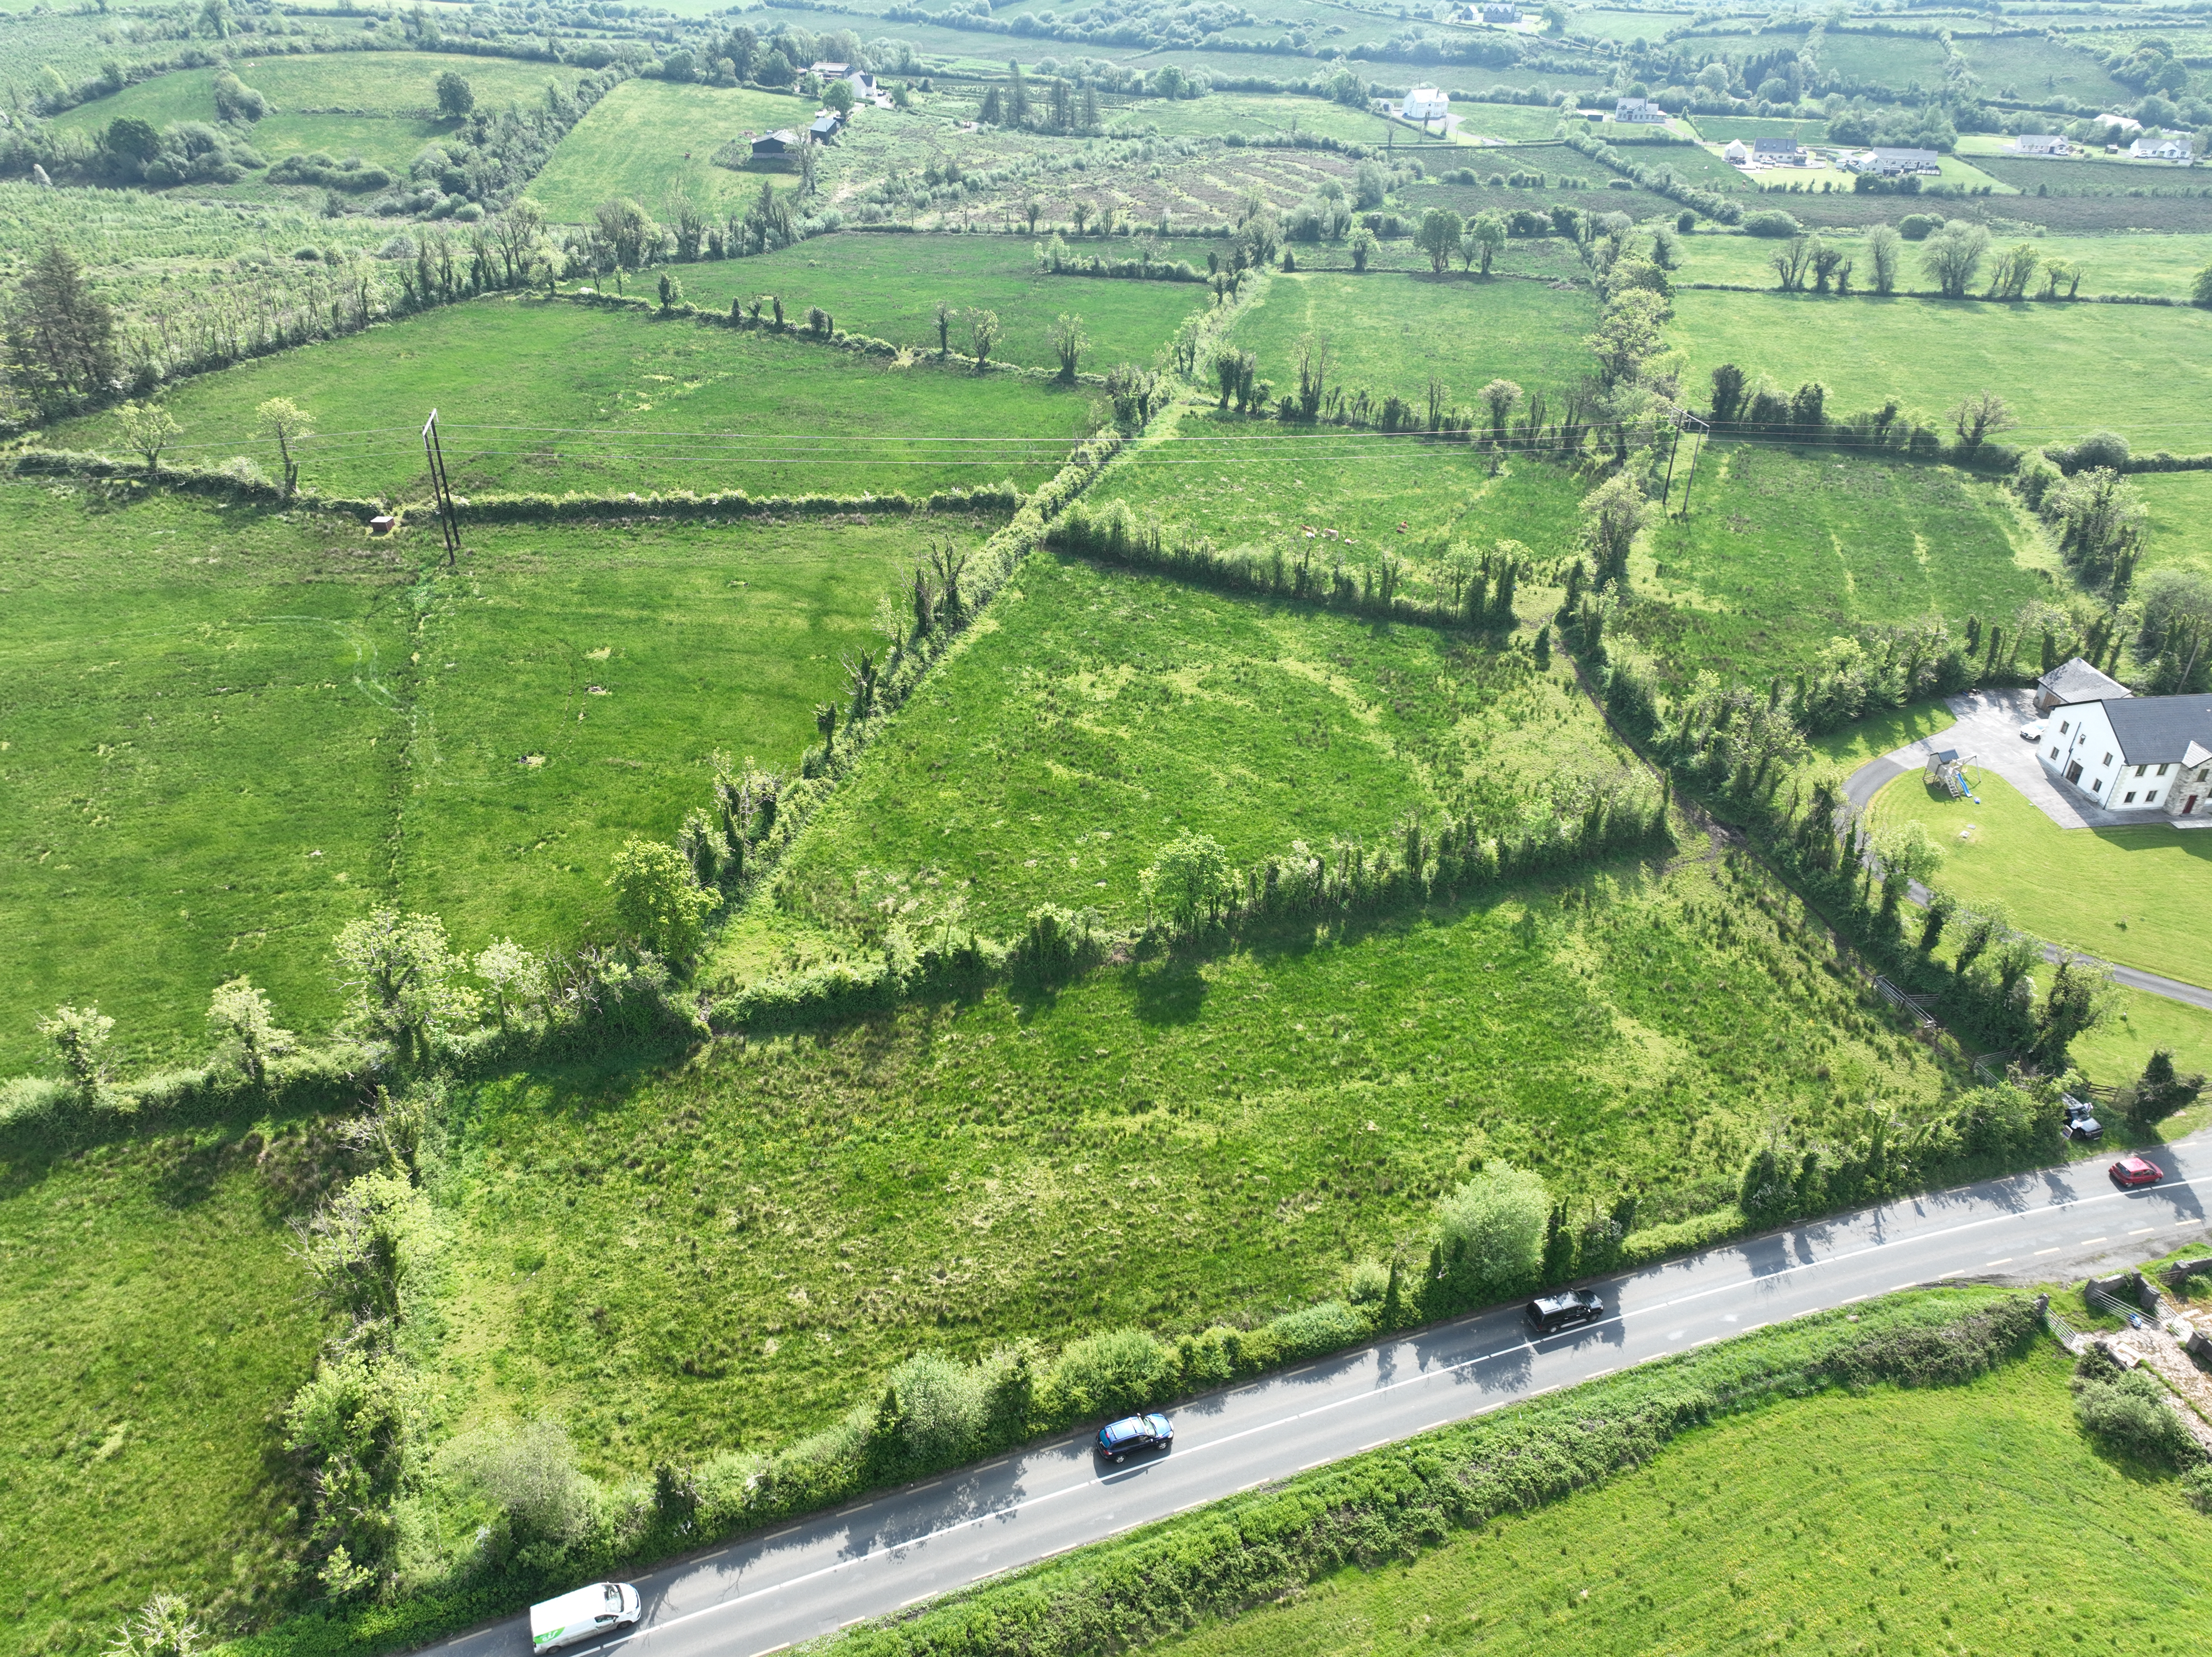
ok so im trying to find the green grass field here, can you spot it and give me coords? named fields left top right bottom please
left=524, top=77, right=828, bottom=222
left=1683, top=226, right=2212, bottom=301
left=1687, top=115, right=1830, bottom=144
left=1667, top=286, right=2212, bottom=449
left=1868, top=771, right=2212, bottom=988
left=2137, top=468, right=2212, bottom=578
left=1624, top=442, right=2047, bottom=691
left=1084, top=408, right=1587, bottom=599
left=39, top=296, right=1085, bottom=502
left=668, top=232, right=1210, bottom=374
left=1103, top=91, right=1398, bottom=145
left=0, top=1120, right=320, bottom=1657
left=1226, top=271, right=1602, bottom=410
left=1142, top=1338, right=2211, bottom=1657
left=766, top=548, right=1649, bottom=941
left=452, top=852, right=1953, bottom=1466
left=51, top=53, right=589, bottom=177
left=0, top=483, right=941, bottom=1076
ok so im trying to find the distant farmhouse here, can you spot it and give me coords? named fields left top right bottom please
left=2131, top=134, right=2194, bottom=163
left=2005, top=133, right=2069, bottom=156
left=1849, top=146, right=1941, bottom=177
left=1613, top=96, right=1665, bottom=124
left=1403, top=86, right=1449, bottom=123
left=2037, top=660, right=2212, bottom=818
left=1752, top=135, right=1806, bottom=165
left=1723, top=138, right=1749, bottom=164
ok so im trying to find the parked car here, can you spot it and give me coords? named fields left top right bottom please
left=2064, top=1099, right=2104, bottom=1141
left=2019, top=720, right=2046, bottom=741
left=530, top=1583, right=640, bottom=1652
left=1526, top=1289, right=1605, bottom=1334
left=1096, top=1412, right=1173, bottom=1463
left=2109, top=1155, right=2164, bottom=1188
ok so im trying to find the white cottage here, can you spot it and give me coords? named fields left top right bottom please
left=1723, top=138, right=1749, bottom=164
left=2039, top=688, right=2212, bottom=818
left=1403, top=86, right=1449, bottom=123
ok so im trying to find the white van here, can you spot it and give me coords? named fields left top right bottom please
left=529, top=1582, right=640, bottom=1652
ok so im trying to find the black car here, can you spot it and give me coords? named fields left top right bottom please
left=1096, top=1412, right=1173, bottom=1463
left=2063, top=1098, right=2104, bottom=1141
left=1526, top=1289, right=1605, bottom=1334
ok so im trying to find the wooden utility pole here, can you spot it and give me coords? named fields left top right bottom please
left=421, top=408, right=460, bottom=566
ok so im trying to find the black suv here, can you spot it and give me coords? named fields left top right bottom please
left=1526, top=1289, right=1605, bottom=1334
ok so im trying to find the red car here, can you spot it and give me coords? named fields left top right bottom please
left=2109, top=1155, right=2164, bottom=1188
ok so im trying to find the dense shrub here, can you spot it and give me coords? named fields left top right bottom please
left=2071, top=1347, right=2202, bottom=1470
left=1742, top=208, right=1803, bottom=237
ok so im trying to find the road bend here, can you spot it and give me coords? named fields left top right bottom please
left=427, top=1130, right=2210, bottom=1657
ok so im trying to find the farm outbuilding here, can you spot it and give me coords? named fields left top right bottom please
left=751, top=129, right=803, bottom=155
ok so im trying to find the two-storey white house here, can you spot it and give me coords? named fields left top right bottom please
left=2039, top=680, right=2212, bottom=818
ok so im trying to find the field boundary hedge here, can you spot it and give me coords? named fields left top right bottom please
left=2, top=447, right=389, bottom=516
left=827, top=1290, right=2041, bottom=1657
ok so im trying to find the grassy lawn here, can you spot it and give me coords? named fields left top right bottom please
left=765, top=549, right=1652, bottom=941
left=1083, top=410, right=1587, bottom=600
left=2137, top=468, right=2212, bottom=578
left=2074, top=983, right=2212, bottom=1086
left=38, top=296, right=1086, bottom=502
left=1806, top=698, right=1965, bottom=770
left=1688, top=115, right=1830, bottom=144
left=1226, top=271, right=1601, bottom=407
left=1103, top=91, right=1398, bottom=145
left=1667, top=286, right=2212, bottom=449
left=0, top=1123, right=321, bottom=1657
left=668, top=232, right=1211, bottom=374
left=0, top=484, right=933, bottom=1076
left=1867, top=770, right=2212, bottom=988
left=1624, top=442, right=2045, bottom=692
left=525, top=78, right=847, bottom=222
left=451, top=853, right=1954, bottom=1468
left=1142, top=1340, right=2211, bottom=1657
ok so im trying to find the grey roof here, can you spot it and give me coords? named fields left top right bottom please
left=2041, top=656, right=2129, bottom=704
left=1868, top=147, right=1940, bottom=163
left=1752, top=136, right=1801, bottom=152
left=2105, top=695, right=2212, bottom=765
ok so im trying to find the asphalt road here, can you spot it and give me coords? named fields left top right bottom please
left=437, top=1131, right=2211, bottom=1657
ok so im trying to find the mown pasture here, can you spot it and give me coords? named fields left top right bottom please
left=522, top=77, right=826, bottom=222
left=1083, top=410, right=1587, bottom=598
left=767, top=549, right=1651, bottom=941
left=38, top=296, right=1086, bottom=501
left=1682, top=224, right=2212, bottom=300
left=453, top=854, right=1954, bottom=1466
left=2137, top=468, right=2212, bottom=578
left=0, top=485, right=935, bottom=1074
left=1624, top=442, right=2048, bottom=691
left=1141, top=1338, right=2210, bottom=1657
left=669, top=232, right=1211, bottom=373
left=0, top=1120, right=321, bottom=1657
left=1866, top=771, right=2212, bottom=991
left=1666, top=287, right=2212, bottom=448
left=1225, top=271, right=1602, bottom=412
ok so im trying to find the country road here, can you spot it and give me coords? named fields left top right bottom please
left=429, top=1131, right=2212, bottom=1657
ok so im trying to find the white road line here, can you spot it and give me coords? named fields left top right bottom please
left=2080, top=1237, right=2109, bottom=1246
left=2130, top=1227, right=2157, bottom=1236
left=2036, top=1247, right=2062, bottom=1255
left=1986, top=1258, right=2013, bottom=1267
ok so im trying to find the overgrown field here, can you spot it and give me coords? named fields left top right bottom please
left=0, top=1117, right=322, bottom=1657
left=36, top=296, right=1085, bottom=501
left=0, top=484, right=941, bottom=1073
left=765, top=548, right=1650, bottom=942
left=1226, top=270, right=1601, bottom=404
left=450, top=852, right=1956, bottom=1466
left=522, top=77, right=826, bottom=222
left=1667, top=287, right=2212, bottom=448
left=1076, top=410, right=1587, bottom=600
left=1620, top=441, right=2048, bottom=691
left=1101, top=91, right=1398, bottom=146
left=669, top=232, right=1211, bottom=373
left=1140, top=1337, right=2209, bottom=1657
left=1867, top=771, right=2212, bottom=989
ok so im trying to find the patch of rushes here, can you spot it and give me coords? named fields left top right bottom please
left=1140, top=1338, right=2206, bottom=1657
left=0, top=1117, right=323, bottom=1657
left=766, top=549, right=1645, bottom=941
left=1084, top=411, right=1586, bottom=597
left=0, top=483, right=935, bottom=1074
left=36, top=296, right=1087, bottom=503
left=1620, top=441, right=2046, bottom=694
left=667, top=230, right=1211, bottom=374
left=442, top=853, right=1955, bottom=1469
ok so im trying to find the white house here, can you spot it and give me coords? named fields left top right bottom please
left=2006, top=133, right=2068, bottom=156
left=809, top=60, right=850, bottom=77
left=2131, top=134, right=2194, bottom=163
left=1752, top=135, right=1806, bottom=165
left=2039, top=682, right=2212, bottom=818
left=1849, top=146, right=1941, bottom=177
left=1723, top=138, right=1749, bottom=164
left=1481, top=2, right=1522, bottom=20
left=1613, top=96, right=1665, bottom=124
left=1403, top=86, right=1449, bottom=123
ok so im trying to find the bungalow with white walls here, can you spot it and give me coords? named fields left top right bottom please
left=1403, top=86, right=1450, bottom=123
left=2039, top=688, right=2212, bottom=818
